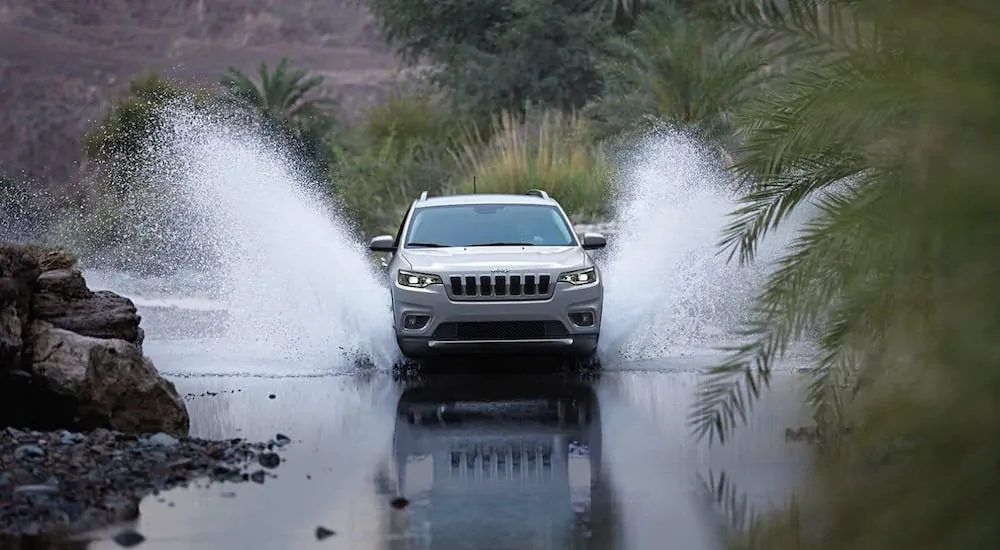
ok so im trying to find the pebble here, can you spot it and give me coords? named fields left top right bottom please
left=315, top=526, right=336, bottom=540
left=112, top=528, right=146, bottom=547
left=0, top=428, right=292, bottom=535
left=258, top=452, right=281, bottom=469
left=148, top=432, right=179, bottom=447
left=390, top=496, right=409, bottom=509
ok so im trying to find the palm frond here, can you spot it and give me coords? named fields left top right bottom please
left=690, top=179, right=896, bottom=444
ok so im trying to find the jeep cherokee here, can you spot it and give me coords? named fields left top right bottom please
left=369, top=190, right=606, bottom=360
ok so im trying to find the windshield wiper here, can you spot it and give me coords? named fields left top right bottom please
left=471, top=242, right=536, bottom=247
left=407, top=242, right=447, bottom=248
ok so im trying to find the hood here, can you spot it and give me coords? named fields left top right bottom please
left=400, top=246, right=590, bottom=274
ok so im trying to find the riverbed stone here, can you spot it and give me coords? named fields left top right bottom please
left=0, top=427, right=292, bottom=535
left=29, top=321, right=189, bottom=436
left=32, top=268, right=143, bottom=344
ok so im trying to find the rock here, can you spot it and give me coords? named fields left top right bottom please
left=1, top=427, right=293, bottom=535
left=32, top=269, right=142, bottom=344
left=315, top=526, right=336, bottom=540
left=112, top=528, right=146, bottom=547
left=148, top=433, right=180, bottom=447
left=22, top=244, right=78, bottom=272
left=0, top=243, right=40, bottom=373
left=13, top=484, right=59, bottom=496
left=389, top=496, right=409, bottom=509
left=275, top=433, right=291, bottom=446
left=30, top=322, right=189, bottom=436
left=13, top=444, right=44, bottom=460
left=258, top=452, right=281, bottom=469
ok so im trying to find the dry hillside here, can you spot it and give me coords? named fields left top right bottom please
left=0, top=0, right=405, bottom=192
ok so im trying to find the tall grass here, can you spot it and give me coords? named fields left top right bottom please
left=331, top=87, right=462, bottom=238
left=450, top=110, right=611, bottom=221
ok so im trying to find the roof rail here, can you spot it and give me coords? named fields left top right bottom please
left=418, top=191, right=429, bottom=201
left=525, top=189, right=550, bottom=200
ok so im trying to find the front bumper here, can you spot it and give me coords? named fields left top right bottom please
left=391, top=278, right=602, bottom=359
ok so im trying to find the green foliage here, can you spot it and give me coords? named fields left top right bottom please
left=450, top=109, right=610, bottom=220
left=362, top=0, right=610, bottom=116
left=220, top=57, right=341, bottom=181
left=331, top=88, right=463, bottom=237
left=74, top=72, right=224, bottom=273
left=587, top=2, right=768, bottom=148
left=354, top=86, right=465, bottom=157
left=683, top=0, right=1000, bottom=548
left=0, top=172, right=47, bottom=242
left=83, top=71, right=216, bottom=190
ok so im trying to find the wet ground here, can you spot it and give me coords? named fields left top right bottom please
left=57, top=344, right=810, bottom=550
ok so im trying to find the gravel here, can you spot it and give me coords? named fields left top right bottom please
left=0, top=426, right=292, bottom=536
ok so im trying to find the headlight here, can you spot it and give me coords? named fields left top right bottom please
left=557, top=267, right=598, bottom=285
left=397, top=270, right=442, bottom=288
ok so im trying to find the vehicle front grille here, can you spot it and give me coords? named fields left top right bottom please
left=432, top=321, right=569, bottom=340
left=448, top=274, right=552, bottom=300
left=438, top=439, right=562, bottom=488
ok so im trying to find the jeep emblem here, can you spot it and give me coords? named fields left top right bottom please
left=490, top=266, right=511, bottom=273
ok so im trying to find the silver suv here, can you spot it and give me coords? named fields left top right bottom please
left=369, top=189, right=606, bottom=360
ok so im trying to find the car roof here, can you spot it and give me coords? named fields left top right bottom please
left=413, top=193, right=556, bottom=208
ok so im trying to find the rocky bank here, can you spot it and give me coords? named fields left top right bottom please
left=0, top=243, right=187, bottom=434
left=1, top=243, right=292, bottom=536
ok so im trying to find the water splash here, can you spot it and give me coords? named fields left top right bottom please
left=597, top=129, right=805, bottom=363
left=85, top=106, right=399, bottom=372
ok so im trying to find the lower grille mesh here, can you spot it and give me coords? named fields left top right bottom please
left=432, top=321, right=569, bottom=340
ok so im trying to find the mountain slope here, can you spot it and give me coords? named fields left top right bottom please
left=0, top=0, right=401, bottom=192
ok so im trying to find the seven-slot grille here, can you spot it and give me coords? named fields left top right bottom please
left=438, top=439, right=563, bottom=488
left=449, top=274, right=552, bottom=299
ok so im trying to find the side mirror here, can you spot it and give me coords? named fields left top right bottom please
left=369, top=235, right=397, bottom=252
left=580, top=232, right=607, bottom=250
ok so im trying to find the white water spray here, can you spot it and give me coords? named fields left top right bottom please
left=597, top=130, right=804, bottom=363
left=107, top=107, right=400, bottom=372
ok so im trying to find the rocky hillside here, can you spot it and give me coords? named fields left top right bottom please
left=0, top=0, right=401, bottom=193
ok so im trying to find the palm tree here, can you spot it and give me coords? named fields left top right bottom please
left=586, top=2, right=769, bottom=153
left=685, top=0, right=1000, bottom=548
left=220, top=57, right=337, bottom=128
left=220, top=57, right=340, bottom=179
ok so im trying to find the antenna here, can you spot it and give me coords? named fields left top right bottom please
left=473, top=176, right=477, bottom=194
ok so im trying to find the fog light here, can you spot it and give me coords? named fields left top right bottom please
left=403, top=314, right=430, bottom=330
left=569, top=311, right=595, bottom=327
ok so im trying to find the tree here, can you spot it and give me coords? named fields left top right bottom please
left=685, top=0, right=1000, bottom=548
left=220, top=57, right=340, bottom=181
left=84, top=71, right=215, bottom=192
left=77, top=72, right=221, bottom=273
left=587, top=2, right=768, bottom=148
left=362, top=0, right=610, bottom=116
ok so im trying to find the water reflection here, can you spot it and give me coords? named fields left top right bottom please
left=1, top=362, right=809, bottom=549
left=383, top=373, right=613, bottom=550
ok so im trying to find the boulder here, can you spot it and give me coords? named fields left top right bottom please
left=2, top=242, right=184, bottom=435
left=29, top=321, right=189, bottom=436
left=0, top=244, right=40, bottom=373
left=32, top=269, right=143, bottom=345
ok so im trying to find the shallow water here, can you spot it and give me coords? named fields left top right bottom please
left=15, top=117, right=817, bottom=549
left=64, top=348, right=811, bottom=550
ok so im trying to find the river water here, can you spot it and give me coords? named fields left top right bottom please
left=36, top=112, right=816, bottom=549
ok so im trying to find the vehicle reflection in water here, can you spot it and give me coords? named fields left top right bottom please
left=383, top=374, right=614, bottom=550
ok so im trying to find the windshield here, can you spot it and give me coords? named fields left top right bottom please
left=404, top=204, right=577, bottom=248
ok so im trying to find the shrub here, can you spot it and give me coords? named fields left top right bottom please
left=449, top=109, right=611, bottom=221
left=73, top=72, right=224, bottom=273
left=331, top=87, right=466, bottom=238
